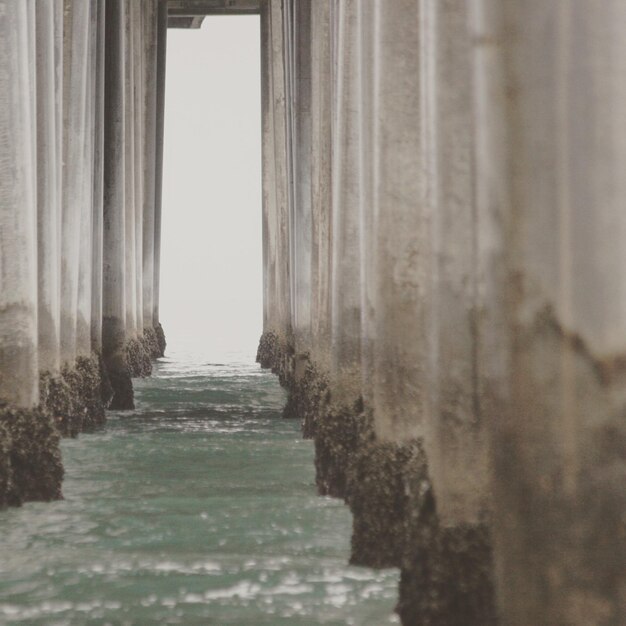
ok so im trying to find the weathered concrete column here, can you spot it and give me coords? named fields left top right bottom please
left=329, top=0, right=362, bottom=403
left=0, top=1, right=62, bottom=507
left=273, top=0, right=315, bottom=426
left=133, top=2, right=145, bottom=341
left=342, top=0, right=427, bottom=577
left=91, top=0, right=106, bottom=353
left=257, top=0, right=292, bottom=376
left=308, top=0, right=333, bottom=374
left=268, top=0, right=291, bottom=338
left=388, top=2, right=497, bottom=624
left=76, top=0, right=97, bottom=359
left=124, top=2, right=138, bottom=343
left=366, top=0, right=428, bottom=445
left=292, top=0, right=312, bottom=352
left=422, top=0, right=491, bottom=530
left=302, top=0, right=365, bottom=502
left=153, top=0, right=168, bottom=350
left=282, top=0, right=297, bottom=338
left=103, top=0, right=132, bottom=409
left=35, top=0, right=62, bottom=377
left=0, top=2, right=39, bottom=409
left=474, top=2, right=626, bottom=624
left=61, top=0, right=91, bottom=366
left=142, top=0, right=158, bottom=335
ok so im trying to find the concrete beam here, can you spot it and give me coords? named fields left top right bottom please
left=167, top=0, right=260, bottom=16
left=168, top=16, right=205, bottom=29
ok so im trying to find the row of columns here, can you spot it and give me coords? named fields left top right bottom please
left=0, top=0, right=167, bottom=417
left=260, top=0, right=626, bottom=624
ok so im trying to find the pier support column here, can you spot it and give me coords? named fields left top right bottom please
left=103, top=0, right=132, bottom=410
left=142, top=0, right=158, bottom=352
left=61, top=0, right=91, bottom=367
left=345, top=0, right=428, bottom=576
left=123, top=2, right=140, bottom=375
left=153, top=0, right=168, bottom=357
left=314, top=0, right=364, bottom=500
left=292, top=0, right=312, bottom=354
left=309, top=0, right=332, bottom=375
left=76, top=0, right=97, bottom=361
left=92, top=0, right=106, bottom=354
left=390, top=1, right=497, bottom=623
left=35, top=0, right=62, bottom=379
left=257, top=0, right=292, bottom=379
left=133, top=2, right=145, bottom=344
left=0, top=1, right=62, bottom=507
left=0, top=3, right=38, bottom=411
left=474, top=2, right=626, bottom=623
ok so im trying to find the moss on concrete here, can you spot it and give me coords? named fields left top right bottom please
left=256, top=330, right=282, bottom=370
left=155, top=322, right=166, bottom=357
left=256, top=332, right=498, bottom=626
left=0, top=327, right=166, bottom=509
left=40, top=353, right=108, bottom=437
left=314, top=398, right=361, bottom=497
left=256, top=330, right=293, bottom=388
left=398, top=518, right=497, bottom=626
left=107, top=363, right=134, bottom=410
left=106, top=326, right=165, bottom=410
left=143, top=326, right=165, bottom=361
left=257, top=333, right=330, bottom=436
left=0, top=405, right=63, bottom=508
left=126, top=337, right=152, bottom=378
left=0, top=418, right=13, bottom=507
left=347, top=430, right=426, bottom=570
left=288, top=358, right=330, bottom=439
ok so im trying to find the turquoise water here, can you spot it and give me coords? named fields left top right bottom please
left=0, top=348, right=399, bottom=624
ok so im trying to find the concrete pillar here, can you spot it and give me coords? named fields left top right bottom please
left=283, top=0, right=297, bottom=336
left=124, top=2, right=138, bottom=340
left=133, top=2, right=145, bottom=338
left=292, top=0, right=312, bottom=350
left=330, top=0, right=363, bottom=402
left=61, top=0, right=91, bottom=366
left=309, top=0, right=333, bottom=371
left=76, top=0, right=97, bottom=359
left=153, top=0, right=168, bottom=329
left=366, top=0, right=428, bottom=443
left=0, top=1, right=39, bottom=408
left=91, top=0, right=106, bottom=352
left=272, top=0, right=291, bottom=339
left=260, top=0, right=291, bottom=338
left=357, top=0, right=376, bottom=410
left=103, top=0, right=131, bottom=409
left=474, top=2, right=626, bottom=623
left=260, top=0, right=275, bottom=333
left=35, top=0, right=62, bottom=376
left=142, top=0, right=158, bottom=332
left=26, top=0, right=36, bottom=216
left=422, top=0, right=490, bottom=528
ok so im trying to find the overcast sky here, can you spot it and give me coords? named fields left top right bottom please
left=160, top=16, right=262, bottom=360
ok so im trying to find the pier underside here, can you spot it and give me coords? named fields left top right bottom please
left=0, top=2, right=625, bottom=625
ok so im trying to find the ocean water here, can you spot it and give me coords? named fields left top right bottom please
left=0, top=346, right=399, bottom=624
